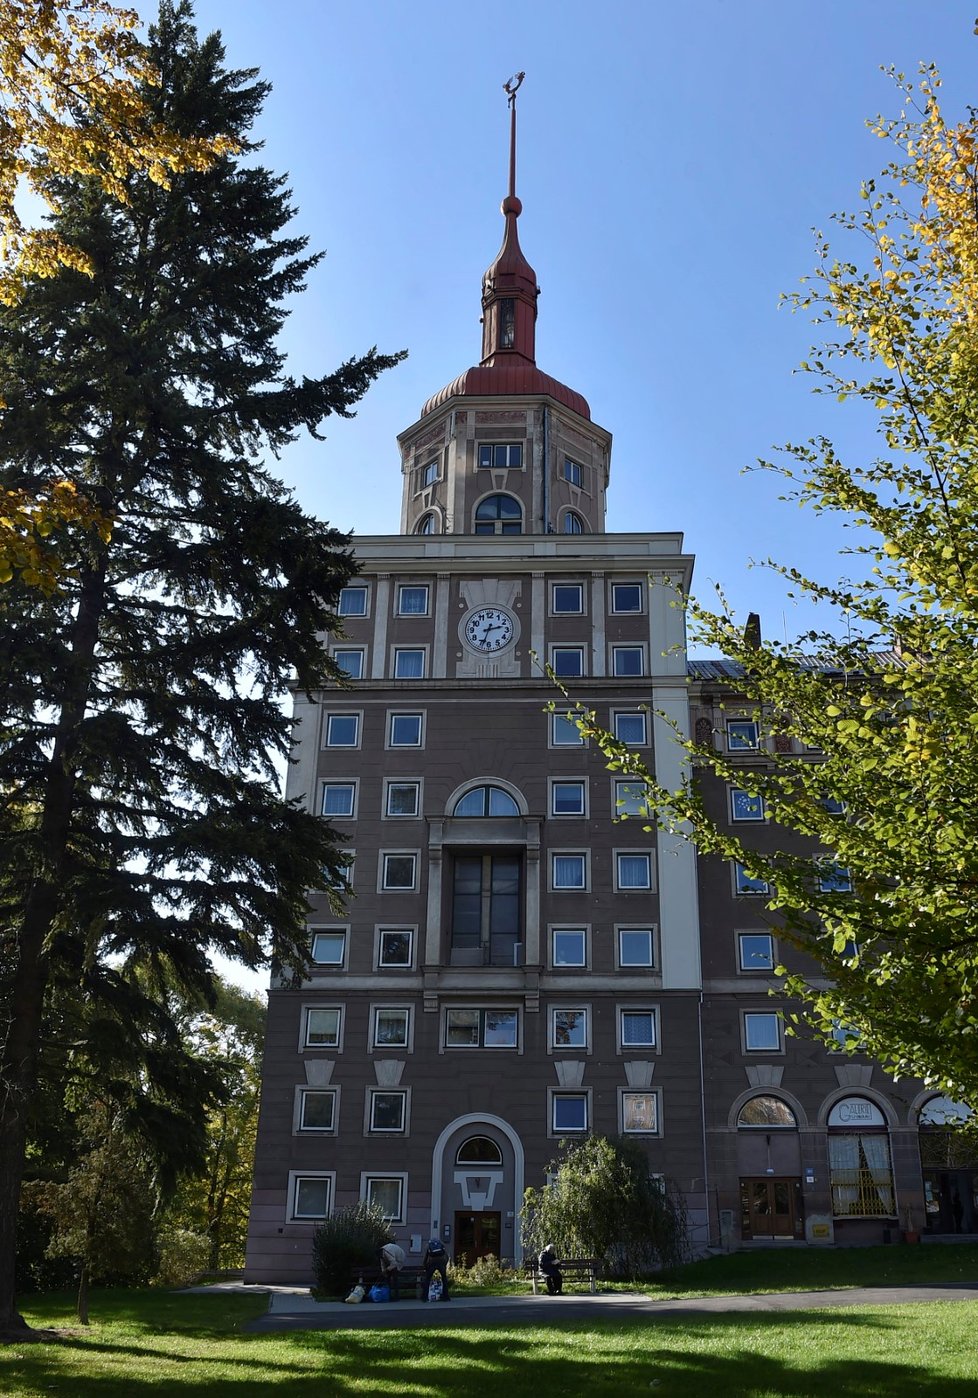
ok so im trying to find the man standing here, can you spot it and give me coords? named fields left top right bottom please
left=421, top=1236, right=450, bottom=1300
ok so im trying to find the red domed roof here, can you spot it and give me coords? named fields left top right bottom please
left=421, top=363, right=590, bottom=419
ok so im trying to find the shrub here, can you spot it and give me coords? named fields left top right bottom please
left=454, top=1253, right=518, bottom=1288
left=311, top=1203, right=392, bottom=1297
left=153, top=1228, right=211, bottom=1288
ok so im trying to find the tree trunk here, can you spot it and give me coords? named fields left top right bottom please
left=77, top=1263, right=90, bottom=1327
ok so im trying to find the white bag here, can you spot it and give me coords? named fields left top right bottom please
left=344, top=1284, right=365, bottom=1304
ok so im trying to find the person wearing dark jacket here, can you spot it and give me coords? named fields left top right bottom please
left=538, top=1243, right=563, bottom=1295
left=421, top=1236, right=450, bottom=1300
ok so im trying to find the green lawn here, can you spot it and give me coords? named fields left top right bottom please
left=2, top=1283, right=978, bottom=1397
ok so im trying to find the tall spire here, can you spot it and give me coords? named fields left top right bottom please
left=480, top=72, right=539, bottom=367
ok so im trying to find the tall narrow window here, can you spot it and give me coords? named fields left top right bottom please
left=499, top=297, right=515, bottom=349
left=451, top=854, right=521, bottom=966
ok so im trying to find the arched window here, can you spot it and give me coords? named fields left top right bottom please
left=456, top=1136, right=503, bottom=1166
left=475, top=494, right=522, bottom=535
left=415, top=512, right=437, bottom=535
left=827, top=1096, right=894, bottom=1219
left=452, top=785, right=520, bottom=817
left=562, top=510, right=585, bottom=534
left=920, top=1096, right=972, bottom=1127
left=737, top=1096, right=797, bottom=1129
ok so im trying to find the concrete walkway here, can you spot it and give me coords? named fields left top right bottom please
left=180, top=1279, right=978, bottom=1333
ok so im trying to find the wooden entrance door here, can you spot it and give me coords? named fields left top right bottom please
left=740, top=1177, right=803, bottom=1239
left=454, top=1210, right=501, bottom=1264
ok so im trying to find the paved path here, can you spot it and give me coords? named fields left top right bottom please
left=181, top=1280, right=978, bottom=1333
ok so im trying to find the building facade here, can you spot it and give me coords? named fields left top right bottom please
left=244, top=105, right=974, bottom=1283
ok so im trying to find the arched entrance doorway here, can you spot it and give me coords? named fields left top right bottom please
left=918, top=1096, right=978, bottom=1234
left=430, top=1113, right=524, bottom=1265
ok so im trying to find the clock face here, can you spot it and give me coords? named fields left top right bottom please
left=463, top=606, right=515, bottom=653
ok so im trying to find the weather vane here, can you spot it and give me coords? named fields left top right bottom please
left=503, top=72, right=525, bottom=108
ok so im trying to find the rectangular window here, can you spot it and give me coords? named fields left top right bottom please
left=552, top=927, right=587, bottom=968
left=563, top=458, right=583, bottom=487
left=818, top=860, right=853, bottom=893
left=552, top=1008, right=588, bottom=1048
left=321, top=782, right=356, bottom=817
left=369, top=1090, right=406, bottom=1132
left=373, top=1007, right=409, bottom=1049
left=298, top=1089, right=336, bottom=1132
left=552, top=1093, right=588, bottom=1133
left=304, top=1007, right=341, bottom=1048
left=552, top=853, right=587, bottom=890
left=612, top=646, right=644, bottom=677
left=397, top=584, right=429, bottom=615
left=727, top=719, right=760, bottom=751
left=618, top=927, right=655, bottom=968
left=310, top=931, right=346, bottom=967
left=620, top=1009, right=657, bottom=1049
left=616, top=852, right=652, bottom=889
left=393, top=648, right=425, bottom=679
left=615, top=780, right=649, bottom=818
left=551, top=779, right=586, bottom=816
left=332, top=648, right=364, bottom=679
left=739, top=932, right=774, bottom=972
left=829, top=1134, right=894, bottom=1218
left=821, top=795, right=847, bottom=815
left=337, top=586, right=368, bottom=617
left=386, top=781, right=420, bottom=817
left=734, top=862, right=770, bottom=896
left=324, top=854, right=354, bottom=892
left=325, top=713, right=360, bottom=748
left=378, top=927, right=413, bottom=969
left=445, top=1008, right=519, bottom=1048
left=552, top=583, right=584, bottom=614
left=613, top=710, right=647, bottom=745
left=478, top=443, right=523, bottom=469
left=291, top=1174, right=332, bottom=1220
left=421, top=461, right=439, bottom=488
left=744, top=1011, right=783, bottom=1052
left=621, top=1091, right=659, bottom=1134
left=551, top=711, right=585, bottom=747
left=730, top=788, right=765, bottom=822
left=551, top=646, right=585, bottom=678
left=389, top=712, right=423, bottom=747
left=611, top=582, right=643, bottom=613
left=451, top=854, right=521, bottom=965
left=382, top=853, right=417, bottom=890
left=364, top=1175, right=405, bottom=1223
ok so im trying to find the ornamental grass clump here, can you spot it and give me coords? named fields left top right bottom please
left=311, top=1203, right=392, bottom=1297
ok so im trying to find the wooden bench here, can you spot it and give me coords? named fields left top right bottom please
left=524, top=1256, right=599, bottom=1295
left=349, top=1263, right=426, bottom=1299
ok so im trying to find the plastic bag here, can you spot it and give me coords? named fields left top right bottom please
left=428, top=1277, right=443, bottom=1302
left=368, top=1283, right=390, bottom=1303
left=344, top=1284, right=365, bottom=1304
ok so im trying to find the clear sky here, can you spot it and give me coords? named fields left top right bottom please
left=182, top=0, right=978, bottom=647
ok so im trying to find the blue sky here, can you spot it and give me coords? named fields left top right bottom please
left=184, top=0, right=977, bottom=640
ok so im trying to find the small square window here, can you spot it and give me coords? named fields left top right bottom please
left=821, top=795, right=847, bottom=815
left=324, top=854, right=354, bottom=892
left=734, top=862, right=770, bottom=896
left=551, top=647, right=585, bottom=678
left=617, top=852, right=652, bottom=889
left=564, top=458, right=583, bottom=487
left=817, top=860, right=853, bottom=893
left=739, top=932, right=775, bottom=972
left=397, top=585, right=429, bottom=616
left=552, top=1008, right=588, bottom=1048
left=370, top=1091, right=406, bottom=1132
left=325, top=713, right=360, bottom=748
left=552, top=1093, right=587, bottom=1133
left=552, top=928, right=586, bottom=968
left=611, top=583, right=643, bottom=613
left=744, top=1011, right=782, bottom=1052
left=618, top=927, right=655, bottom=968
left=292, top=1175, right=331, bottom=1219
left=310, top=931, right=346, bottom=967
left=551, top=711, right=585, bottom=747
left=378, top=928, right=413, bottom=969
left=421, top=461, right=439, bottom=487
left=615, top=780, right=649, bottom=818
left=622, top=1091, right=658, bottom=1134
left=621, top=1009, right=657, bottom=1048
left=727, top=720, right=760, bottom=751
left=322, top=782, right=356, bottom=817
left=552, top=583, right=584, bottom=614
left=338, top=586, right=368, bottom=618
left=393, top=648, right=425, bottom=679
left=304, top=1007, right=341, bottom=1048
left=553, top=853, right=587, bottom=890
left=551, top=780, right=586, bottom=816
left=612, top=646, right=644, bottom=677
left=332, top=648, right=364, bottom=679
left=613, top=710, right=647, bottom=745
left=373, top=1007, right=409, bottom=1048
left=299, top=1090, right=336, bottom=1132
left=383, top=854, right=417, bottom=890
left=390, top=712, right=423, bottom=747
left=730, top=788, right=765, bottom=822
left=386, top=781, right=420, bottom=817
left=365, top=1176, right=404, bottom=1222
left=478, top=443, right=523, bottom=469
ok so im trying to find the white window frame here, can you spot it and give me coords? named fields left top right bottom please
left=563, top=457, right=583, bottom=487
left=396, top=583, right=430, bottom=616
left=388, top=711, right=425, bottom=749
left=337, top=586, right=368, bottom=618
left=817, top=859, right=853, bottom=893
left=294, top=1086, right=339, bottom=1135
left=331, top=646, right=365, bottom=680
left=549, top=1089, right=590, bottom=1136
left=367, top=1088, right=409, bottom=1134
left=730, top=787, right=766, bottom=823
left=743, top=1010, right=784, bottom=1053
left=392, top=646, right=427, bottom=680
left=612, top=709, right=648, bottom=746
left=301, top=1005, right=344, bottom=1052
left=288, top=1170, right=335, bottom=1222
left=550, top=926, right=588, bottom=969
left=370, top=1005, right=412, bottom=1052
left=420, top=459, right=439, bottom=488
left=619, top=1088, right=661, bottom=1136
left=478, top=441, right=523, bottom=469
left=550, top=710, right=586, bottom=747
left=444, top=1007, right=520, bottom=1050
left=614, top=779, right=649, bottom=819
left=550, top=778, right=587, bottom=817
left=361, top=1172, right=408, bottom=1224
left=385, top=779, right=421, bottom=818
left=550, top=645, right=586, bottom=678
left=324, top=712, right=361, bottom=748
left=551, top=582, right=584, bottom=615
left=738, top=931, right=775, bottom=973
left=309, top=927, right=348, bottom=969
left=611, top=644, right=646, bottom=677
left=616, top=925, right=656, bottom=970
left=321, top=781, right=357, bottom=818
left=323, top=852, right=354, bottom=893
left=611, top=581, right=644, bottom=614
left=618, top=1006, right=658, bottom=1052
left=727, top=719, right=760, bottom=751
left=380, top=851, right=418, bottom=892
left=551, top=851, right=588, bottom=891
left=550, top=1006, right=590, bottom=1052
left=733, top=862, right=771, bottom=896
left=615, top=849, right=654, bottom=891
left=376, top=926, right=415, bottom=971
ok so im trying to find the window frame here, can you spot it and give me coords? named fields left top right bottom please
left=385, top=779, right=421, bottom=818
left=392, top=646, right=427, bottom=680
left=738, top=931, right=775, bottom=973
left=367, top=1088, right=409, bottom=1134
left=743, top=1010, right=784, bottom=1053
left=727, top=719, right=760, bottom=751
left=550, top=926, right=588, bottom=969
left=321, top=781, right=357, bottom=818
left=331, top=646, right=365, bottom=680
left=288, top=1171, right=335, bottom=1222
left=324, top=712, right=361, bottom=749
left=611, top=644, right=646, bottom=677
left=615, top=849, right=654, bottom=891
left=388, top=711, right=425, bottom=748
left=729, top=787, right=766, bottom=823
left=550, top=1006, right=590, bottom=1052
left=337, top=586, right=368, bottom=618
left=733, top=862, right=771, bottom=896
left=295, top=1086, right=339, bottom=1135
left=619, top=1088, right=662, bottom=1135
left=612, top=709, right=648, bottom=746
left=478, top=442, right=524, bottom=470
left=301, top=1005, right=344, bottom=1051
left=361, top=1173, right=408, bottom=1224
left=444, top=1007, right=520, bottom=1050
left=550, top=645, right=586, bottom=678
left=549, top=1089, right=590, bottom=1136
left=376, top=926, right=415, bottom=971
left=610, top=582, right=644, bottom=614
left=396, top=583, right=430, bottom=616
left=309, top=928, right=348, bottom=970
left=550, top=710, right=586, bottom=748
left=420, top=459, right=439, bottom=488
left=380, top=851, right=419, bottom=892
left=618, top=1006, right=658, bottom=1052
left=817, top=859, right=853, bottom=893
left=616, top=925, right=657, bottom=970
left=551, top=850, right=588, bottom=891
left=550, top=778, right=587, bottom=817
left=614, top=778, right=650, bottom=819
left=551, top=583, right=584, bottom=615
left=370, top=1005, right=412, bottom=1052
left=563, top=457, right=583, bottom=487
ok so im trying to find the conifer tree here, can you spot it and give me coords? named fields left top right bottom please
left=0, top=0, right=403, bottom=1336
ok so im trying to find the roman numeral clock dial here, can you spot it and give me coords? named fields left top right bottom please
left=462, top=606, right=516, bottom=653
